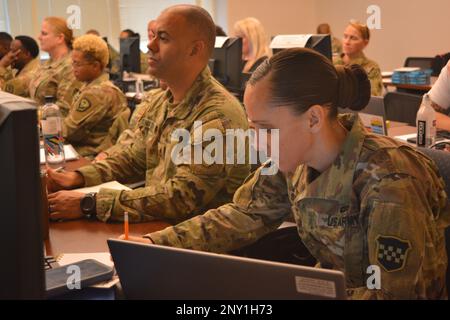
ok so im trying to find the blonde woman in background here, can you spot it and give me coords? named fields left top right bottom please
left=29, top=17, right=82, bottom=117
left=233, top=17, right=271, bottom=73
left=334, top=21, right=383, bottom=96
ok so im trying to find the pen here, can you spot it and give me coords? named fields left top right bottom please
left=54, top=166, right=65, bottom=173
left=124, top=212, right=129, bottom=240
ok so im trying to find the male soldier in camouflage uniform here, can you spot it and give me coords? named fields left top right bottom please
left=63, top=34, right=128, bottom=158
left=47, top=5, right=250, bottom=225
left=0, top=36, right=40, bottom=98
left=126, top=49, right=449, bottom=299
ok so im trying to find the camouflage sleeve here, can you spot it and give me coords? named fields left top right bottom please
left=367, top=64, right=383, bottom=97
left=349, top=154, right=448, bottom=299
left=63, top=91, right=110, bottom=143
left=3, top=75, right=31, bottom=97
left=0, top=66, right=14, bottom=86
left=86, top=118, right=248, bottom=222
left=76, top=131, right=148, bottom=188
left=55, top=64, right=78, bottom=116
left=147, top=164, right=292, bottom=253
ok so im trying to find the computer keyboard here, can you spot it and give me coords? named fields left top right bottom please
left=44, top=256, right=60, bottom=270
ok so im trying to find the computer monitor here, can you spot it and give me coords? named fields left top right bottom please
left=120, top=37, right=141, bottom=74
left=210, top=37, right=243, bottom=94
left=0, top=92, right=45, bottom=299
left=271, top=34, right=332, bottom=61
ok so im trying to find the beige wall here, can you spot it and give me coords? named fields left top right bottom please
left=7, top=0, right=121, bottom=50
left=228, top=0, right=450, bottom=71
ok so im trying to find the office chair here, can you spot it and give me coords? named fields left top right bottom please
left=384, top=92, right=422, bottom=126
left=404, top=57, right=434, bottom=70
left=418, top=147, right=450, bottom=295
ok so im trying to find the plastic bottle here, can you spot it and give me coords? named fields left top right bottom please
left=41, top=96, right=65, bottom=167
left=416, top=93, right=436, bottom=148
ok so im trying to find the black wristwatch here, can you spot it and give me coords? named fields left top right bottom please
left=80, top=192, right=97, bottom=219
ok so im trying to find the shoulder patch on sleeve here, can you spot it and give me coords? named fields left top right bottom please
left=76, top=98, right=92, bottom=112
left=376, top=235, right=411, bottom=272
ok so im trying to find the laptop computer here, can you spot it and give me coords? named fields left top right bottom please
left=108, top=239, right=347, bottom=300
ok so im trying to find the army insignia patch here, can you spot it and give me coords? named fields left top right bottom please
left=376, top=236, right=411, bottom=272
left=77, top=98, right=91, bottom=112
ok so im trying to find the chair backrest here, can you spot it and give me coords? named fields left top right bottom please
left=338, top=96, right=385, bottom=117
left=384, top=92, right=422, bottom=126
left=404, top=57, right=434, bottom=70
left=417, top=147, right=450, bottom=295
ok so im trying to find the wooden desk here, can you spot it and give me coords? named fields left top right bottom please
left=44, top=158, right=170, bottom=256
left=388, top=125, right=416, bottom=137
left=45, top=220, right=169, bottom=256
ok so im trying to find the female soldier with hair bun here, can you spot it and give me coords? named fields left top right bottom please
left=126, top=48, right=450, bottom=300
left=29, top=17, right=82, bottom=116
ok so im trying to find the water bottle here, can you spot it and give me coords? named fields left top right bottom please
left=41, top=96, right=65, bottom=167
left=416, top=93, right=436, bottom=148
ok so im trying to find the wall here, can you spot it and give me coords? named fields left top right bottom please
left=6, top=0, right=121, bottom=50
left=228, top=0, right=450, bottom=71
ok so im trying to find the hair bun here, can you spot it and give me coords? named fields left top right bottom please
left=335, top=64, right=371, bottom=111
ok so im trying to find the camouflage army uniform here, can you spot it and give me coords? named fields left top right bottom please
left=29, top=54, right=82, bottom=117
left=76, top=68, right=250, bottom=224
left=334, top=53, right=383, bottom=96
left=63, top=73, right=128, bottom=158
left=148, top=113, right=450, bottom=300
left=331, top=37, right=343, bottom=58
left=102, top=89, right=163, bottom=157
left=108, top=44, right=121, bottom=75
left=0, top=58, right=40, bottom=97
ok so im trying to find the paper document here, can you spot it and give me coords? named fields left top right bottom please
left=394, top=133, right=416, bottom=143
left=215, top=36, right=229, bottom=48
left=40, top=144, right=79, bottom=164
left=394, top=67, right=421, bottom=72
left=74, top=181, right=131, bottom=194
left=57, top=252, right=119, bottom=289
left=270, top=34, right=312, bottom=49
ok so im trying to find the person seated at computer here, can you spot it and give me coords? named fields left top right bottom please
left=29, top=17, right=82, bottom=117
left=120, top=29, right=149, bottom=74
left=428, top=61, right=450, bottom=131
left=86, top=29, right=121, bottom=75
left=316, top=23, right=342, bottom=57
left=0, top=36, right=40, bottom=97
left=233, top=17, right=271, bottom=73
left=46, top=5, right=250, bottom=226
left=124, top=48, right=450, bottom=300
left=334, top=21, right=383, bottom=96
left=61, top=34, right=129, bottom=158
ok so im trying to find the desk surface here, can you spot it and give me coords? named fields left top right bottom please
left=45, top=158, right=170, bottom=256
left=383, top=77, right=437, bottom=92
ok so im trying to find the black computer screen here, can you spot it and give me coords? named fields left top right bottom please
left=210, top=37, right=243, bottom=94
left=273, top=34, right=332, bottom=61
left=0, top=94, right=45, bottom=299
left=120, top=37, right=141, bottom=74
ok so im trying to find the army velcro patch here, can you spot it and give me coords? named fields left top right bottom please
left=77, top=98, right=92, bottom=112
left=376, top=235, right=411, bottom=272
